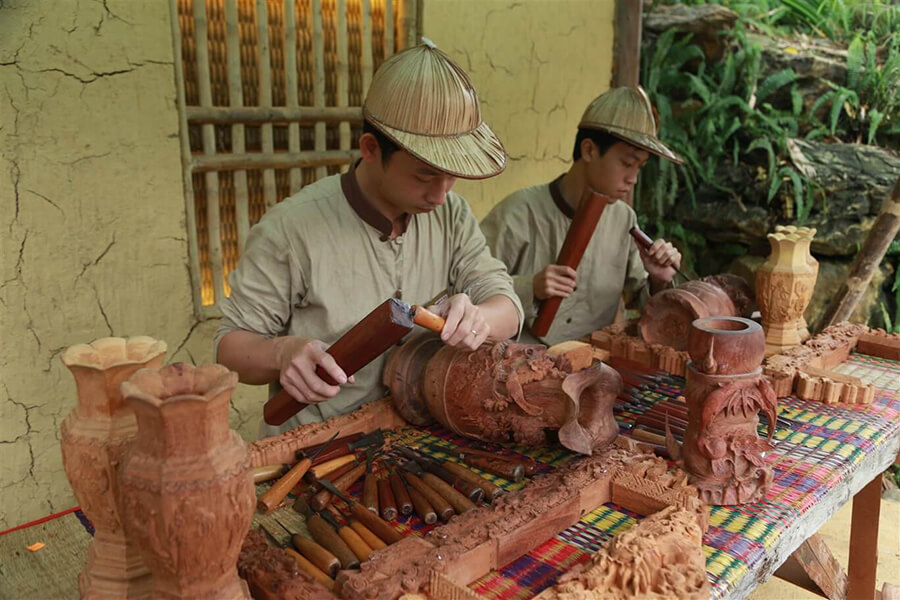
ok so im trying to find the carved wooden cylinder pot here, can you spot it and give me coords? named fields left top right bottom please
left=119, top=363, right=254, bottom=600
left=682, top=317, right=778, bottom=505
left=640, top=276, right=752, bottom=351
left=60, top=336, right=167, bottom=599
left=756, top=229, right=818, bottom=356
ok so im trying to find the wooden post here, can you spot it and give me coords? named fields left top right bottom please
left=823, top=178, right=900, bottom=328
left=847, top=475, right=882, bottom=600
left=256, top=0, right=278, bottom=208
left=396, top=0, right=417, bottom=51
left=383, top=0, right=394, bottom=58
left=312, top=0, right=327, bottom=180
left=361, top=0, right=373, bottom=93
left=284, top=0, right=303, bottom=194
left=193, top=0, right=226, bottom=304
left=336, top=0, right=351, bottom=157
left=613, top=0, right=643, bottom=88
left=169, top=0, right=205, bottom=313
left=225, top=0, right=250, bottom=251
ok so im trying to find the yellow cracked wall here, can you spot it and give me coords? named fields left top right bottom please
left=0, top=0, right=614, bottom=529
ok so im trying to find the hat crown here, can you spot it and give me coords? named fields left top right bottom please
left=579, top=87, right=657, bottom=136
left=364, top=42, right=482, bottom=136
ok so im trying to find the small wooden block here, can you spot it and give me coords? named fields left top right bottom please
left=440, top=538, right=497, bottom=588
left=547, top=341, right=594, bottom=372
left=800, top=365, right=863, bottom=386
left=856, top=332, right=900, bottom=361
left=494, top=494, right=580, bottom=567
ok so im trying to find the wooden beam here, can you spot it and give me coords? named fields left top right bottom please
left=225, top=0, right=250, bottom=252
left=256, top=0, right=278, bottom=208
left=823, top=178, right=900, bottom=328
left=312, top=0, right=327, bottom=180
left=191, top=149, right=361, bottom=172
left=185, top=105, right=364, bottom=125
left=847, top=475, right=883, bottom=600
left=775, top=533, right=848, bottom=600
left=284, top=0, right=302, bottom=193
left=613, top=0, right=643, bottom=88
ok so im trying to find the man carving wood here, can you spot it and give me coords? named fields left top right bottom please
left=481, top=87, right=684, bottom=344
left=216, top=40, right=523, bottom=435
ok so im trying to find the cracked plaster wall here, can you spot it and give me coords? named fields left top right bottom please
left=0, top=0, right=615, bottom=529
left=0, top=0, right=262, bottom=530
left=422, top=0, right=616, bottom=218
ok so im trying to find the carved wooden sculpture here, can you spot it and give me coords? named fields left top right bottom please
left=119, top=363, right=255, bottom=599
left=639, top=274, right=753, bottom=351
left=60, top=336, right=167, bottom=600
left=591, top=324, right=690, bottom=377
left=775, top=226, right=818, bottom=342
left=535, top=505, right=710, bottom=600
left=384, top=334, right=622, bottom=454
left=676, top=317, right=777, bottom=505
left=757, top=227, right=819, bottom=356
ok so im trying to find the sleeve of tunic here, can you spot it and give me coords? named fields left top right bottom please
left=447, top=196, right=525, bottom=334
left=214, top=210, right=303, bottom=359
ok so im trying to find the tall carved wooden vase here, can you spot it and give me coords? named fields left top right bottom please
left=60, top=336, right=167, bottom=599
left=774, top=225, right=818, bottom=342
left=119, top=363, right=254, bottom=599
left=681, top=317, right=778, bottom=505
left=756, top=228, right=818, bottom=356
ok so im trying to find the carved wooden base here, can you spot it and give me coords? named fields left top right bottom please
left=590, top=325, right=689, bottom=377
left=79, top=531, right=152, bottom=599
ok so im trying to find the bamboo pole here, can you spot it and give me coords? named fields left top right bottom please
left=185, top=105, right=363, bottom=124
left=225, top=0, right=250, bottom=252
left=396, top=0, right=417, bottom=50
left=193, top=0, right=226, bottom=304
left=312, top=0, right=327, bottom=180
left=361, top=0, right=373, bottom=93
left=284, top=0, right=302, bottom=193
left=823, top=178, right=900, bottom=328
left=383, top=0, right=394, bottom=58
left=336, top=0, right=351, bottom=157
left=169, top=0, right=205, bottom=313
left=256, top=0, right=278, bottom=208
left=192, top=149, right=360, bottom=172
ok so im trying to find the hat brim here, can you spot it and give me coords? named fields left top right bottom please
left=365, top=114, right=508, bottom=180
left=582, top=123, right=684, bottom=165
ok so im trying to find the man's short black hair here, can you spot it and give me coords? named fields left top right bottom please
left=572, top=128, right=620, bottom=162
left=363, top=120, right=401, bottom=164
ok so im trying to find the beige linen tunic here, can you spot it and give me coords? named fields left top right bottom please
left=481, top=175, right=648, bottom=346
left=216, top=167, right=523, bottom=436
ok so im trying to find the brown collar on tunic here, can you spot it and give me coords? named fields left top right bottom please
left=549, top=174, right=574, bottom=219
left=341, top=163, right=411, bottom=241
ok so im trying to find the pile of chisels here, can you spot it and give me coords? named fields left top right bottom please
left=249, top=429, right=541, bottom=590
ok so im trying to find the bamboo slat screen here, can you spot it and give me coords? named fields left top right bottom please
left=170, top=0, right=419, bottom=314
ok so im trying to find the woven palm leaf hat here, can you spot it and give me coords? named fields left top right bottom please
left=363, top=38, right=507, bottom=179
left=578, top=86, right=683, bottom=164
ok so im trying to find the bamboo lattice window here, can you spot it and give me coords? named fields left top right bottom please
left=170, top=0, right=419, bottom=315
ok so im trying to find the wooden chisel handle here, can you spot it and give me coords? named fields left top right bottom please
left=411, top=305, right=446, bottom=332
left=349, top=519, right=387, bottom=551
left=377, top=478, right=397, bottom=521
left=306, top=513, right=359, bottom=569
left=349, top=501, right=403, bottom=544
left=389, top=471, right=413, bottom=516
left=422, top=472, right=476, bottom=514
left=440, top=460, right=504, bottom=502
left=311, top=454, right=357, bottom=479
left=362, top=472, right=378, bottom=514
left=407, top=485, right=437, bottom=524
left=457, top=448, right=540, bottom=476
left=291, top=535, right=340, bottom=577
left=403, top=472, right=454, bottom=522
left=336, top=524, right=373, bottom=562
left=251, top=464, right=290, bottom=484
left=462, top=455, right=524, bottom=482
left=434, top=467, right=483, bottom=504
left=311, top=463, right=366, bottom=511
left=257, top=457, right=311, bottom=513
left=284, top=548, right=334, bottom=589
left=306, top=460, right=360, bottom=493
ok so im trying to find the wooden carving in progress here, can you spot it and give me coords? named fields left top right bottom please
left=384, top=334, right=622, bottom=455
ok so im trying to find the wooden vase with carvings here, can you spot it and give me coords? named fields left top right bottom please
left=775, top=225, right=818, bottom=342
left=60, top=336, right=167, bottom=599
left=639, top=274, right=754, bottom=351
left=119, top=363, right=254, bottom=599
left=385, top=334, right=621, bottom=455
left=681, top=317, right=777, bottom=505
left=756, top=229, right=818, bottom=356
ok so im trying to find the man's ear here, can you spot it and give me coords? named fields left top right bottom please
left=580, top=138, right=594, bottom=163
left=359, top=132, right=381, bottom=163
